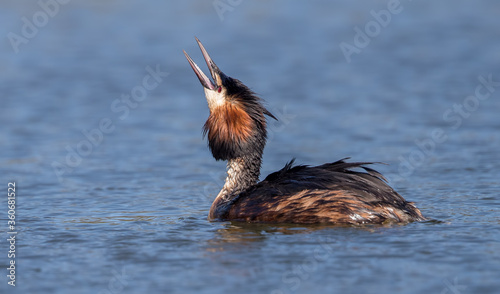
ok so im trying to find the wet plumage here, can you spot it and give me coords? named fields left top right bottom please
left=225, top=159, right=425, bottom=224
left=183, top=37, right=425, bottom=224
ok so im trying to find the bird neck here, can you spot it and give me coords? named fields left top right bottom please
left=209, top=152, right=262, bottom=219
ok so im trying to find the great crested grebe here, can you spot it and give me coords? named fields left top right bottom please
left=183, top=38, right=425, bottom=224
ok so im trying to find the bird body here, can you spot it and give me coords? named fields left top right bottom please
left=184, top=38, right=425, bottom=224
left=216, top=159, right=424, bottom=224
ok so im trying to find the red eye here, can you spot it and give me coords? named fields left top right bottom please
left=217, top=86, right=222, bottom=93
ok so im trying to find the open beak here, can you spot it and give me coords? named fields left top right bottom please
left=183, top=37, right=222, bottom=91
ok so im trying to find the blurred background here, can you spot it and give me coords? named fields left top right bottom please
left=1, top=1, right=499, bottom=293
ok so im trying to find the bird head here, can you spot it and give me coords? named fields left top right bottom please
left=184, top=38, right=276, bottom=161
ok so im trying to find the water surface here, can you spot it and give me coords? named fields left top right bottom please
left=1, top=1, right=499, bottom=293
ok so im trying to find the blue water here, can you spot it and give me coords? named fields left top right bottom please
left=1, top=1, right=499, bottom=293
